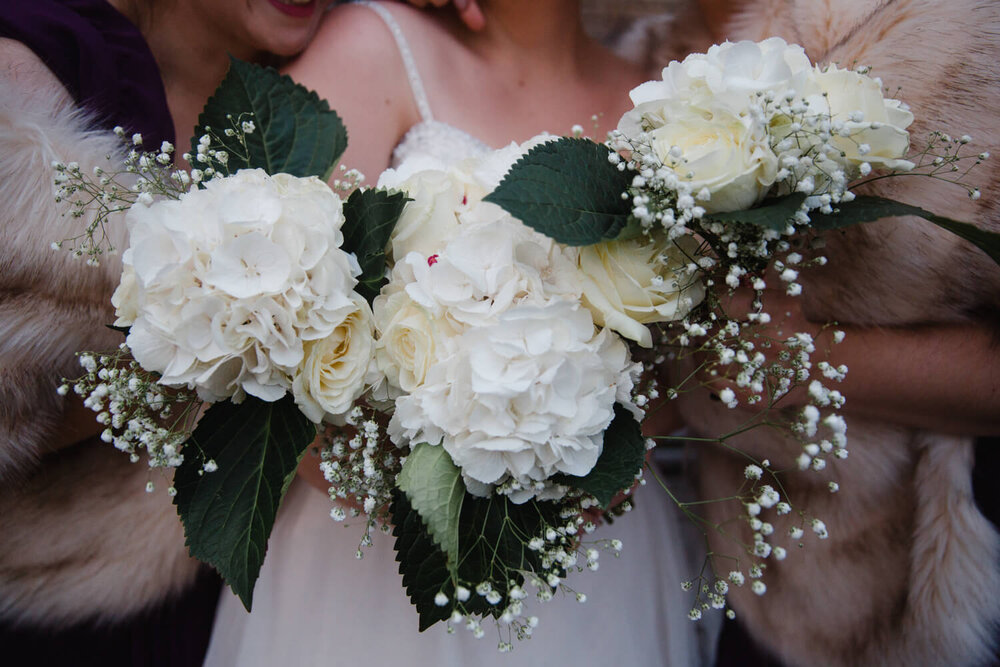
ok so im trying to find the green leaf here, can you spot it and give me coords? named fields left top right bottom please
left=192, top=57, right=346, bottom=178
left=555, top=403, right=646, bottom=508
left=396, top=443, right=465, bottom=579
left=810, top=195, right=1000, bottom=266
left=390, top=491, right=459, bottom=631
left=341, top=188, right=409, bottom=302
left=392, top=490, right=564, bottom=631
left=173, top=395, right=317, bottom=610
left=483, top=137, right=632, bottom=246
left=704, top=193, right=807, bottom=232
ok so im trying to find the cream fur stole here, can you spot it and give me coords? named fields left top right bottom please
left=632, top=1, right=1000, bottom=665
left=0, top=66, right=200, bottom=625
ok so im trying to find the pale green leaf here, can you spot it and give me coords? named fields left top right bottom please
left=396, top=443, right=465, bottom=578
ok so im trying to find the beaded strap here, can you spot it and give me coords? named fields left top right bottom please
left=354, top=0, right=434, bottom=123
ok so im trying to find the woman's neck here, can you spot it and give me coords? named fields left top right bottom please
left=107, top=0, right=264, bottom=147
left=467, top=0, right=589, bottom=72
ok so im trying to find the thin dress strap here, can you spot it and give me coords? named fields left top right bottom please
left=354, top=0, right=434, bottom=123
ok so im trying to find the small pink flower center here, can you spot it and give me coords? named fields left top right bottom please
left=427, top=254, right=439, bottom=266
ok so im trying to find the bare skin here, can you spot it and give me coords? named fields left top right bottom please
left=285, top=0, right=647, bottom=186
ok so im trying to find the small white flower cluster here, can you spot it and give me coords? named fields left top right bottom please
left=795, top=406, right=849, bottom=471
left=181, top=112, right=258, bottom=181
left=52, top=131, right=190, bottom=265
left=319, top=407, right=399, bottom=542
left=436, top=499, right=627, bottom=650
left=65, top=345, right=201, bottom=477
left=679, top=464, right=823, bottom=619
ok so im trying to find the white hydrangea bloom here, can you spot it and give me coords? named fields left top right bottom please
left=113, top=169, right=371, bottom=412
left=389, top=302, right=638, bottom=501
left=376, top=142, right=647, bottom=499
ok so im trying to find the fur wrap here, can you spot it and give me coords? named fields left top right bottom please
left=0, top=47, right=200, bottom=626
left=640, top=1, right=1000, bottom=665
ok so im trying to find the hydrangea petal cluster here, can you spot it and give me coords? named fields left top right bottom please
left=374, top=210, right=582, bottom=397
left=389, top=302, right=637, bottom=502
left=374, top=143, right=658, bottom=500
left=112, top=169, right=372, bottom=416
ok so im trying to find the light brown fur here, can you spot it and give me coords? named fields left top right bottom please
left=646, top=1, right=1000, bottom=665
left=0, top=42, right=200, bottom=625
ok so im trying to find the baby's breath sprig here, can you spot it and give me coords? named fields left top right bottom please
left=64, top=343, right=205, bottom=492
left=435, top=494, right=628, bottom=651
left=52, top=127, right=188, bottom=264
left=859, top=129, right=989, bottom=200
left=320, top=405, right=400, bottom=549
left=181, top=112, right=258, bottom=178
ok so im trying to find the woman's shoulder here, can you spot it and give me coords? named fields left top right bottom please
left=0, top=37, right=75, bottom=113
left=0, top=0, right=172, bottom=143
left=292, top=2, right=462, bottom=77
left=283, top=2, right=469, bottom=179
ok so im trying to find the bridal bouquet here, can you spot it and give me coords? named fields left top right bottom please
left=484, top=38, right=999, bottom=618
left=58, top=60, right=683, bottom=645
left=311, top=144, right=706, bottom=640
left=59, top=59, right=409, bottom=610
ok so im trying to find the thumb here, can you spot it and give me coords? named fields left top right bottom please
left=454, top=0, right=486, bottom=31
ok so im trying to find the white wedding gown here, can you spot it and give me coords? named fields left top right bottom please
left=204, top=3, right=709, bottom=665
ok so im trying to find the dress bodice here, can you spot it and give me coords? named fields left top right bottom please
left=391, top=119, right=491, bottom=168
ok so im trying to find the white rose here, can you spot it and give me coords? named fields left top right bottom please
left=388, top=302, right=637, bottom=502
left=111, top=265, right=139, bottom=326
left=808, top=66, right=914, bottom=173
left=373, top=289, right=458, bottom=394
left=293, top=296, right=376, bottom=423
left=648, top=103, right=778, bottom=212
left=578, top=233, right=705, bottom=347
left=620, top=38, right=814, bottom=136
left=381, top=167, right=474, bottom=262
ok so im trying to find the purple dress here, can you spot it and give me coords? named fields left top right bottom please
left=0, top=0, right=174, bottom=146
left=0, top=2, right=218, bottom=666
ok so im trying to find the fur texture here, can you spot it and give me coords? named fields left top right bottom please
left=0, top=44, right=200, bottom=626
left=652, top=2, right=1000, bottom=665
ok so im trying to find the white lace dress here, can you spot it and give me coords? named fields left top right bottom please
left=204, top=4, right=707, bottom=665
